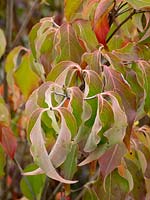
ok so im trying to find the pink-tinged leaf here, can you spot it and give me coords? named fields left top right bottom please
left=73, top=19, right=99, bottom=51
left=83, top=69, right=103, bottom=97
left=99, top=143, right=126, bottom=182
left=55, top=23, right=85, bottom=64
left=26, top=108, right=77, bottom=184
left=49, top=107, right=77, bottom=167
left=46, top=61, right=81, bottom=86
left=103, top=66, right=136, bottom=149
left=0, top=124, right=17, bottom=159
left=93, top=0, right=114, bottom=46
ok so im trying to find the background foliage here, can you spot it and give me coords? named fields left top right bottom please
left=1, top=0, right=150, bottom=199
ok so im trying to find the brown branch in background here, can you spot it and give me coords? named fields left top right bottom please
left=106, top=9, right=136, bottom=43
left=12, top=0, right=39, bottom=48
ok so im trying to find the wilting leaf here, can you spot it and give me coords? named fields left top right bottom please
left=14, top=52, right=40, bottom=99
left=64, top=0, right=83, bottom=21
left=55, top=23, right=84, bottom=64
left=20, top=164, right=46, bottom=200
left=103, top=66, right=136, bottom=148
left=49, top=107, right=77, bottom=167
left=25, top=108, right=77, bottom=183
left=0, top=28, right=6, bottom=58
left=99, top=143, right=126, bottom=184
left=62, top=143, right=78, bottom=179
left=0, top=124, right=17, bottom=159
left=93, top=0, right=113, bottom=45
left=126, top=0, right=150, bottom=9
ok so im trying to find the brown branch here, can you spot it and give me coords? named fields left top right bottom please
left=12, top=0, right=39, bottom=48
left=106, top=9, right=136, bottom=43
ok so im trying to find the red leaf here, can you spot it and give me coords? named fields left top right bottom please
left=0, top=124, right=17, bottom=159
left=93, top=0, right=113, bottom=46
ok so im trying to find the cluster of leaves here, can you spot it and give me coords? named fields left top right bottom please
left=1, top=0, right=150, bottom=199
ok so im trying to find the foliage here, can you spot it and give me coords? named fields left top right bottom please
left=1, top=0, right=150, bottom=199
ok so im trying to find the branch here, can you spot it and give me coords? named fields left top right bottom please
left=12, top=0, right=39, bottom=48
left=106, top=9, right=136, bottom=43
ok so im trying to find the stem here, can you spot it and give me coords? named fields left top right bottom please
left=48, top=183, right=62, bottom=200
left=106, top=9, right=136, bottom=43
left=12, top=0, right=39, bottom=47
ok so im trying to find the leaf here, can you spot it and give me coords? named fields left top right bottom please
left=0, top=97, right=10, bottom=124
left=73, top=19, right=99, bottom=51
left=0, top=28, right=6, bottom=58
left=125, top=158, right=147, bottom=200
left=25, top=108, right=77, bottom=184
left=61, top=143, right=78, bottom=179
left=14, top=52, right=40, bottom=99
left=93, top=0, right=113, bottom=45
left=103, top=66, right=136, bottom=148
left=20, top=164, right=46, bottom=200
left=83, top=186, right=98, bottom=200
left=68, top=87, right=84, bottom=127
left=64, top=0, right=83, bottom=21
left=55, top=23, right=84, bottom=64
left=49, top=107, right=77, bottom=167
left=98, top=143, right=126, bottom=183
left=0, top=124, right=17, bottom=159
left=126, top=0, right=150, bottom=10
left=93, top=169, right=129, bottom=200
left=0, top=145, right=6, bottom=177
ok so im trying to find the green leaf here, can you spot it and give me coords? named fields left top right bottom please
left=20, top=164, right=46, bottom=200
left=0, top=146, right=6, bottom=177
left=73, top=19, right=99, bottom=51
left=93, top=170, right=129, bottom=200
left=64, top=0, right=83, bottom=22
left=83, top=186, right=98, bottom=200
left=0, top=29, right=6, bottom=58
left=14, top=52, right=40, bottom=99
left=126, top=0, right=150, bottom=9
left=55, top=23, right=84, bottom=64
left=62, top=143, right=78, bottom=179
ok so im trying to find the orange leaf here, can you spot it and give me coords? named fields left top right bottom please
left=93, top=0, right=113, bottom=46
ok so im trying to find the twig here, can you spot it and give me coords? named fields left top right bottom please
left=12, top=0, right=39, bottom=48
left=106, top=9, right=136, bottom=43
left=48, top=182, right=62, bottom=200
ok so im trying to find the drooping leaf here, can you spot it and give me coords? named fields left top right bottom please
left=0, top=28, right=6, bottom=58
left=0, top=124, right=17, bottom=159
left=25, top=108, right=77, bottom=184
left=20, top=164, right=46, bottom=200
left=103, top=65, right=136, bottom=148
